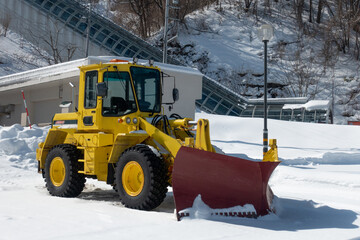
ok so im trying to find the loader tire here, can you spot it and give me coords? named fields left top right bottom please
left=44, top=144, right=85, bottom=197
left=115, top=145, right=168, bottom=210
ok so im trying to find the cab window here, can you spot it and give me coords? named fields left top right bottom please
left=84, top=71, right=98, bottom=108
left=102, top=71, right=137, bottom=116
left=130, top=67, right=161, bottom=113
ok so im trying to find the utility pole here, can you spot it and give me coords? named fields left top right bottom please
left=331, top=70, right=335, bottom=124
left=163, top=0, right=179, bottom=64
left=163, top=0, right=170, bottom=63
left=85, top=0, right=91, bottom=57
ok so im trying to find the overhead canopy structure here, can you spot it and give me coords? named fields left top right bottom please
left=245, top=98, right=331, bottom=123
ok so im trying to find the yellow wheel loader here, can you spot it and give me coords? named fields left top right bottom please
left=36, top=59, right=280, bottom=219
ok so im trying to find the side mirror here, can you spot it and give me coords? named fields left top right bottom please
left=172, top=88, right=179, bottom=102
left=96, top=82, right=108, bottom=97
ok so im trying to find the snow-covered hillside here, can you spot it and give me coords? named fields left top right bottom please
left=0, top=30, right=48, bottom=76
left=151, top=1, right=360, bottom=123
left=1, top=112, right=359, bottom=239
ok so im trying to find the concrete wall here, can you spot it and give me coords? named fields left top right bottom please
left=0, top=0, right=109, bottom=61
left=0, top=77, right=79, bottom=126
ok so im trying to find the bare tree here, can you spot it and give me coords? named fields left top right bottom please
left=110, top=0, right=217, bottom=38
left=309, top=0, right=313, bottom=23
left=244, top=0, right=253, bottom=12
left=323, top=0, right=360, bottom=56
left=276, top=43, right=324, bottom=98
left=294, top=0, right=305, bottom=31
left=316, top=0, right=323, bottom=23
left=129, top=0, right=153, bottom=38
left=26, top=19, right=78, bottom=64
left=0, top=14, right=11, bottom=37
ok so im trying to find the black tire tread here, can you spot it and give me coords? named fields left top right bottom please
left=45, top=144, right=85, bottom=197
left=115, top=144, right=168, bottom=210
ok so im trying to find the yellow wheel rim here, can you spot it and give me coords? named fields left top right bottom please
left=122, top=161, right=144, bottom=197
left=50, top=157, right=65, bottom=187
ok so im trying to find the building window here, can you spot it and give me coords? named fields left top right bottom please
left=44, top=1, right=53, bottom=10
left=35, top=0, right=45, bottom=6
left=114, top=40, right=129, bottom=54
left=52, top=3, right=65, bottom=15
left=60, top=8, right=75, bottom=22
left=124, top=46, right=139, bottom=57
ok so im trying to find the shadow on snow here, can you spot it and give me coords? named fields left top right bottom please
left=204, top=197, right=358, bottom=231
left=78, top=188, right=358, bottom=231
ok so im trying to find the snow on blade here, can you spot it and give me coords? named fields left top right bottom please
left=178, top=195, right=257, bottom=220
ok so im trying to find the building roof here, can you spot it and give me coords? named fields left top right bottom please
left=283, top=100, right=330, bottom=111
left=248, top=97, right=308, bottom=105
left=0, top=56, right=203, bottom=92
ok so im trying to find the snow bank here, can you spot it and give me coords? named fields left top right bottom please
left=1, top=112, right=360, bottom=170
left=0, top=124, right=49, bottom=169
left=197, top=112, right=360, bottom=164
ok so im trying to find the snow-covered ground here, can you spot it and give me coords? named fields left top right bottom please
left=1, top=112, right=359, bottom=239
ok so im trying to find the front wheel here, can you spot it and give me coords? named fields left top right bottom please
left=44, top=144, right=85, bottom=197
left=115, top=145, right=168, bottom=210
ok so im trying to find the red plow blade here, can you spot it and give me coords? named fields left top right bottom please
left=172, top=146, right=280, bottom=220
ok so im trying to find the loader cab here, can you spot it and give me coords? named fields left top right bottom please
left=77, top=61, right=162, bottom=133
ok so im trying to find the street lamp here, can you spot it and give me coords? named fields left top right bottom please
left=257, top=24, right=274, bottom=155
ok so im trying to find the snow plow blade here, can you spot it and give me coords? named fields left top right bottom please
left=172, top=146, right=280, bottom=220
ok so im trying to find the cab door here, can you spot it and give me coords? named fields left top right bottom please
left=80, top=70, right=100, bottom=129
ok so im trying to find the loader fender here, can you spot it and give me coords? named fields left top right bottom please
left=37, top=129, right=68, bottom=170
left=108, top=133, right=149, bottom=164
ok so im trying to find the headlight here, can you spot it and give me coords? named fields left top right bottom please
left=125, top=117, right=131, bottom=124
left=133, top=117, right=138, bottom=124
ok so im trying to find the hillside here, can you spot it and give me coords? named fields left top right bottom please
left=150, top=0, right=360, bottom=123
left=0, top=30, right=48, bottom=76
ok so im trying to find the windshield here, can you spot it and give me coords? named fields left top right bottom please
left=130, top=67, right=161, bottom=113
left=102, top=71, right=137, bottom=116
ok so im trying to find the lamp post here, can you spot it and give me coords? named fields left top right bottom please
left=257, top=24, right=274, bottom=155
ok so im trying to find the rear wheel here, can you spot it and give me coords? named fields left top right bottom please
left=115, top=145, right=168, bottom=210
left=45, top=144, right=85, bottom=197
